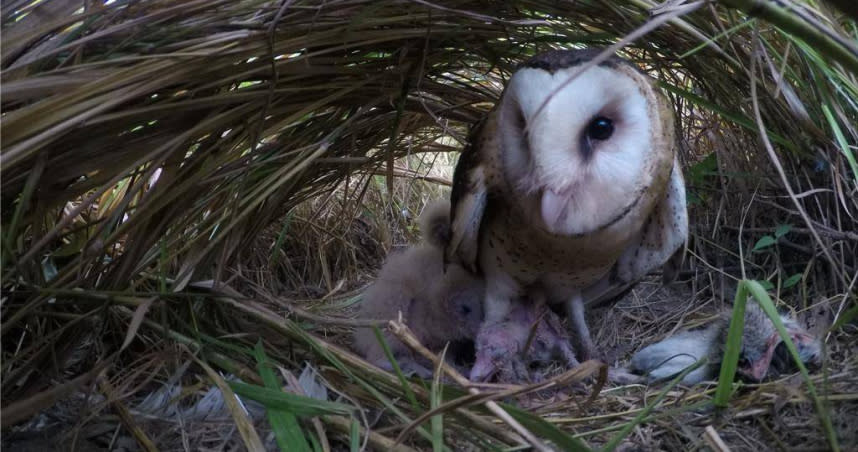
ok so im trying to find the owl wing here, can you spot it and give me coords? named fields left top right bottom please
left=583, top=157, right=688, bottom=306
left=446, top=119, right=489, bottom=274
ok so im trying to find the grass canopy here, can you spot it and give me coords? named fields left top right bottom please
left=2, top=0, right=857, bottom=450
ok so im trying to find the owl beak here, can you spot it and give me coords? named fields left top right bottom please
left=540, top=188, right=571, bottom=231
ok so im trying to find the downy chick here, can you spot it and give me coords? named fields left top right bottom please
left=629, top=301, right=821, bottom=384
left=353, top=200, right=485, bottom=378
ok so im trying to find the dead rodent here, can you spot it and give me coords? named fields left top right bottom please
left=629, top=300, right=822, bottom=384
left=353, top=200, right=485, bottom=377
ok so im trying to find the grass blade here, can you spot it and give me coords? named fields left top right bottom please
left=431, top=345, right=446, bottom=452
left=229, top=381, right=354, bottom=417
left=253, top=341, right=312, bottom=452
left=713, top=282, right=750, bottom=407
left=350, top=416, right=360, bottom=452
left=743, top=280, right=840, bottom=452
left=373, top=325, right=421, bottom=409
left=500, top=404, right=592, bottom=452
left=194, top=356, right=266, bottom=452
left=601, top=358, right=706, bottom=452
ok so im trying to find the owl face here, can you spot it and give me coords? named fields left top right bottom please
left=497, top=57, right=671, bottom=236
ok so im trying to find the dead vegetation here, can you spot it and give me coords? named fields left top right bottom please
left=2, top=0, right=857, bottom=450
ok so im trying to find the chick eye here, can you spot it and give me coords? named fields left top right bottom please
left=516, top=109, right=527, bottom=130
left=587, top=116, right=614, bottom=140
left=461, top=305, right=472, bottom=315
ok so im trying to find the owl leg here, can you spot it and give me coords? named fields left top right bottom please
left=534, top=302, right=580, bottom=369
left=541, top=307, right=641, bottom=383
left=566, top=291, right=597, bottom=361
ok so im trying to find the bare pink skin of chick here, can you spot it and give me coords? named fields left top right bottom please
left=470, top=290, right=579, bottom=382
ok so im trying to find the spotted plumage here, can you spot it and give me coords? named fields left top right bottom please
left=446, top=49, right=688, bottom=381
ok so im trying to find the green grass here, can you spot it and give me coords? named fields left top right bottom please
left=715, top=280, right=839, bottom=451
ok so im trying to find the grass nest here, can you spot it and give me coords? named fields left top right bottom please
left=2, top=0, right=857, bottom=450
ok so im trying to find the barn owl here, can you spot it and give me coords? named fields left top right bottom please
left=354, top=201, right=484, bottom=378
left=446, top=49, right=688, bottom=381
left=629, top=301, right=822, bottom=384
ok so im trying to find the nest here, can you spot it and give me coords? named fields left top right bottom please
left=2, top=0, right=857, bottom=450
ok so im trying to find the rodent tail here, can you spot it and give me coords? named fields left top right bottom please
left=419, top=199, right=451, bottom=248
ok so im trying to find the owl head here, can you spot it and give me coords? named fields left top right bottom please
left=495, top=49, right=676, bottom=236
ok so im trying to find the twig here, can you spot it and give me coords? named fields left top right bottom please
left=1, top=357, right=114, bottom=428
left=393, top=362, right=603, bottom=445
left=747, top=31, right=849, bottom=289
left=249, top=285, right=385, bottom=327
left=703, top=425, right=732, bottom=452
left=521, top=307, right=549, bottom=357
left=189, top=349, right=266, bottom=452
left=98, top=377, right=159, bottom=452
left=323, top=415, right=419, bottom=452
left=203, top=291, right=525, bottom=446
left=369, top=170, right=453, bottom=187
left=723, top=225, right=858, bottom=242
left=719, top=0, right=858, bottom=75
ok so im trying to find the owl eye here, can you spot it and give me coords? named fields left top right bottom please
left=587, top=117, right=614, bottom=140
left=460, top=304, right=472, bottom=315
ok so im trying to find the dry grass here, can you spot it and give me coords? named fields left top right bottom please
left=2, top=0, right=857, bottom=450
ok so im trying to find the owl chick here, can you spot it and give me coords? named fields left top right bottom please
left=353, top=200, right=485, bottom=378
left=629, top=301, right=822, bottom=384
left=470, top=288, right=580, bottom=383
left=446, top=49, right=687, bottom=381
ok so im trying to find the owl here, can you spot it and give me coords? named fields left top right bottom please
left=446, top=49, right=688, bottom=381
